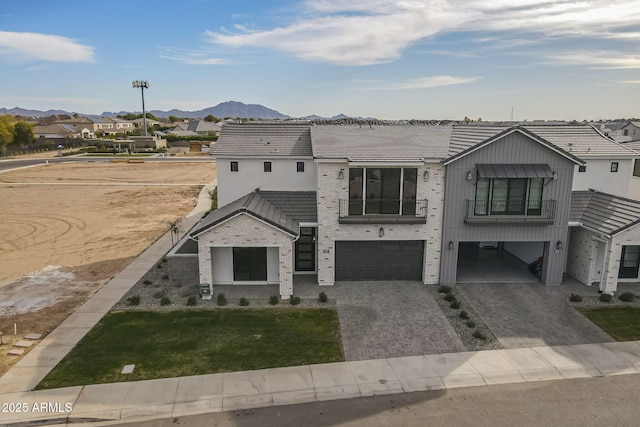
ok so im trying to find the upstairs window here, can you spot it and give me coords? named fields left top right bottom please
left=297, top=161, right=305, bottom=172
left=264, top=162, right=272, bottom=172
left=633, top=159, right=640, bottom=177
left=348, top=167, right=417, bottom=215
left=611, top=162, right=619, bottom=173
left=475, top=177, right=543, bottom=216
left=230, top=161, right=239, bottom=172
left=578, top=165, right=587, bottom=173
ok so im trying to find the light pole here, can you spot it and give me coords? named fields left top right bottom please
left=132, top=80, right=149, bottom=136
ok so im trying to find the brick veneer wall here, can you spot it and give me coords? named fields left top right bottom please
left=316, top=162, right=445, bottom=285
left=196, top=213, right=295, bottom=298
left=566, top=226, right=597, bottom=285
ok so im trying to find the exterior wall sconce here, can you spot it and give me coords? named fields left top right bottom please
left=556, top=240, right=563, bottom=250
left=378, top=227, right=384, bottom=237
left=466, top=171, right=473, bottom=180
left=552, top=171, right=558, bottom=181
left=338, top=168, right=345, bottom=180
left=423, top=170, right=430, bottom=181
left=448, top=241, right=454, bottom=250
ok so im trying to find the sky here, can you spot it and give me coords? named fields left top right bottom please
left=1, top=0, right=639, bottom=121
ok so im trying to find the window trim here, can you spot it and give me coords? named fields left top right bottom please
left=263, top=161, right=272, bottom=173
left=611, top=162, right=619, bottom=173
left=230, top=161, right=239, bottom=172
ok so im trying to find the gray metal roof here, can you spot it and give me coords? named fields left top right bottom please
left=570, top=190, right=640, bottom=236
left=450, top=124, right=638, bottom=159
left=191, top=191, right=317, bottom=237
left=477, top=164, right=554, bottom=179
left=311, top=124, right=453, bottom=161
left=211, top=124, right=312, bottom=157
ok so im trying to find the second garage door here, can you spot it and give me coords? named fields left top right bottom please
left=335, top=240, right=424, bottom=281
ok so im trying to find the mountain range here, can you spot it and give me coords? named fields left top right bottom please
left=0, top=101, right=352, bottom=121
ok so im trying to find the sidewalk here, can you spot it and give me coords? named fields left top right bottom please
left=0, top=180, right=216, bottom=395
left=2, top=341, right=640, bottom=426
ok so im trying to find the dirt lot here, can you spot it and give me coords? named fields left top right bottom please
left=0, top=160, right=216, bottom=375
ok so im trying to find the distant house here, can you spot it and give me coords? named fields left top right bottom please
left=104, top=117, right=136, bottom=133
left=169, top=120, right=221, bottom=136
left=33, top=124, right=82, bottom=139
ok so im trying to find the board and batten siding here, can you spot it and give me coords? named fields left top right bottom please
left=440, top=132, right=577, bottom=285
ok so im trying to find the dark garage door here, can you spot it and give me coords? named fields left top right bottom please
left=335, top=241, right=424, bottom=281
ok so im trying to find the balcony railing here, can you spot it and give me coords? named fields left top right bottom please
left=339, top=199, right=427, bottom=224
left=465, top=199, right=556, bottom=224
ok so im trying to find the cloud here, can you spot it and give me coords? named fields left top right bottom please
left=618, top=80, right=640, bottom=84
left=205, top=0, right=640, bottom=66
left=548, top=51, right=640, bottom=69
left=0, top=31, right=95, bottom=63
left=158, top=47, right=230, bottom=65
left=357, top=75, right=481, bottom=90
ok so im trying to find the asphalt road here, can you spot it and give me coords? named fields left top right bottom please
left=120, top=374, right=640, bottom=427
left=0, top=155, right=214, bottom=172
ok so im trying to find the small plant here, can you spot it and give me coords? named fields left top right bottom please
left=162, top=274, right=169, bottom=280
left=444, top=293, right=456, bottom=302
left=126, top=295, right=140, bottom=306
left=599, top=293, right=613, bottom=303
left=162, top=258, right=167, bottom=263
left=186, top=296, right=197, bottom=306
left=152, top=289, right=166, bottom=299
left=450, top=301, right=461, bottom=309
left=156, top=264, right=162, bottom=269
left=217, top=293, right=227, bottom=306
left=472, top=329, right=487, bottom=340
left=239, top=297, right=249, bottom=306
left=465, top=320, right=476, bottom=328
left=569, top=294, right=583, bottom=302
left=143, top=279, right=152, bottom=286
left=290, top=296, right=301, bottom=305
left=459, top=310, right=470, bottom=319
left=619, top=292, right=635, bottom=302
left=269, top=295, right=279, bottom=305
left=319, top=291, right=328, bottom=303
left=438, top=285, right=452, bottom=294
left=160, top=296, right=171, bottom=306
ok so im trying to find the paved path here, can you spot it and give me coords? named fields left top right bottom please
left=2, top=341, right=640, bottom=425
left=0, top=179, right=217, bottom=395
left=457, top=281, right=613, bottom=348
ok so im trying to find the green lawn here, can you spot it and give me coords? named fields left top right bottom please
left=578, top=306, right=640, bottom=341
left=37, top=309, right=343, bottom=389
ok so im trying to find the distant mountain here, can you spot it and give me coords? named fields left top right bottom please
left=103, top=101, right=290, bottom=120
left=0, top=107, right=73, bottom=117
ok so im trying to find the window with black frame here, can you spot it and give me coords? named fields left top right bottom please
left=348, top=167, right=417, bottom=215
left=475, top=177, right=543, bottom=216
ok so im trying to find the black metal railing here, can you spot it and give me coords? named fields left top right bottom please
left=466, top=199, right=556, bottom=222
left=339, top=199, right=427, bottom=220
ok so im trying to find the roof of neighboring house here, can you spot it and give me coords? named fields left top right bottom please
left=620, top=140, right=640, bottom=152
left=191, top=191, right=317, bottom=236
left=449, top=124, right=638, bottom=159
left=310, top=124, right=453, bottom=161
left=33, top=124, right=78, bottom=135
left=169, top=130, right=199, bottom=137
left=570, top=189, right=640, bottom=236
left=211, top=124, right=313, bottom=157
left=185, top=120, right=221, bottom=133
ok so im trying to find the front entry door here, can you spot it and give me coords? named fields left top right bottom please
left=295, top=227, right=316, bottom=271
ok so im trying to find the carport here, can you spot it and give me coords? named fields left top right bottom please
left=456, top=242, right=543, bottom=283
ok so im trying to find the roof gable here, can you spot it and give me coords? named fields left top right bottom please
left=570, top=189, right=640, bottom=236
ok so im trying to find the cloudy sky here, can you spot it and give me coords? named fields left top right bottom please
left=1, top=0, right=639, bottom=120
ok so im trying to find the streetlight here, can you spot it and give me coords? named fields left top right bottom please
left=132, top=80, right=149, bottom=136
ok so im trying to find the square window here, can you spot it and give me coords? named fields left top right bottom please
left=611, top=162, right=619, bottom=173
left=297, top=161, right=305, bottom=172
left=264, top=161, right=272, bottom=172
left=578, top=165, right=587, bottom=173
left=230, top=161, right=238, bottom=172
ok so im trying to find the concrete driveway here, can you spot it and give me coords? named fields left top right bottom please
left=457, top=279, right=613, bottom=348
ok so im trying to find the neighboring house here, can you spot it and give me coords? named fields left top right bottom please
left=168, top=122, right=640, bottom=298
left=169, top=120, right=221, bottom=136
left=104, top=117, right=136, bottom=133
left=33, top=124, right=82, bottom=139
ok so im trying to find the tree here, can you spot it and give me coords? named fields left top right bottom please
left=168, top=115, right=181, bottom=123
left=204, top=114, right=218, bottom=122
left=0, top=115, right=15, bottom=156
left=13, top=121, right=34, bottom=145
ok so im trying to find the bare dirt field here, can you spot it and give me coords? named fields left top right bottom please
left=0, top=160, right=216, bottom=375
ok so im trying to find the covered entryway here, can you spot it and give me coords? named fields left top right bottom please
left=335, top=240, right=423, bottom=281
left=456, top=242, right=543, bottom=283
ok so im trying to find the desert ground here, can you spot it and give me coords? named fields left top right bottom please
left=0, top=160, right=216, bottom=375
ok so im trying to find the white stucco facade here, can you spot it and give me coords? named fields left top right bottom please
left=572, top=159, right=634, bottom=198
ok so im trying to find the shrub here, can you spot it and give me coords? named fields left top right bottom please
left=438, top=285, right=452, bottom=294
left=459, top=310, right=470, bottom=319
left=156, top=264, right=162, bottom=269
left=186, top=296, right=197, bottom=306
left=444, top=293, right=457, bottom=302
left=217, top=293, right=227, bottom=306
left=162, top=274, right=169, bottom=280
left=619, top=292, right=635, bottom=302
left=239, top=297, right=249, bottom=306
left=126, top=295, right=140, bottom=306
left=472, top=329, right=487, bottom=340
left=290, top=296, right=301, bottom=305
left=599, top=293, right=613, bottom=303
left=569, top=294, right=583, bottom=302
left=319, top=292, right=328, bottom=303
left=465, top=320, right=476, bottom=328
left=450, top=301, right=461, bottom=309
left=162, top=258, right=167, bottom=263
left=143, top=279, right=152, bottom=285
left=152, top=289, right=166, bottom=299
left=160, top=296, right=171, bottom=306
left=269, top=295, right=279, bottom=305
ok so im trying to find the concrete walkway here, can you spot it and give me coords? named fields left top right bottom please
left=2, top=341, right=640, bottom=425
left=0, top=180, right=216, bottom=395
